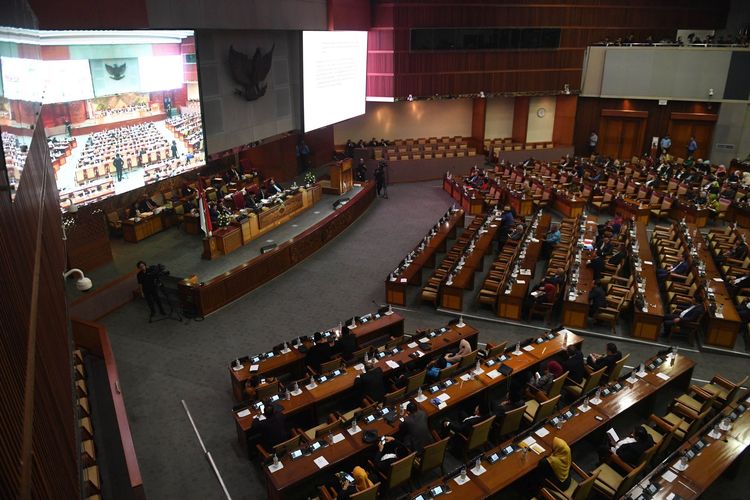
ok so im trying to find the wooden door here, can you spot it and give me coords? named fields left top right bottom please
left=600, top=115, right=647, bottom=160
left=668, top=114, right=717, bottom=160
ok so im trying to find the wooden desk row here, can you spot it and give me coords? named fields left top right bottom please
left=440, top=213, right=503, bottom=311
left=260, top=327, right=584, bottom=499
left=493, top=214, right=551, bottom=320
left=443, top=177, right=484, bottom=215
left=229, top=312, right=405, bottom=401
left=412, top=352, right=696, bottom=500
left=385, top=208, right=465, bottom=306
left=684, top=224, right=741, bottom=348
left=560, top=216, right=599, bottom=329
left=630, top=223, right=666, bottom=341
left=236, top=323, right=480, bottom=439
left=626, top=391, right=750, bottom=499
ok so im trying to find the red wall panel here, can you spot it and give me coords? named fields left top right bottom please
left=40, top=45, right=70, bottom=60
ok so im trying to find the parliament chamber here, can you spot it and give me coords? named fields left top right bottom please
left=3, top=1, right=750, bottom=500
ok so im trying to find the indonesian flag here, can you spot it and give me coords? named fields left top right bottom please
left=197, top=181, right=212, bottom=238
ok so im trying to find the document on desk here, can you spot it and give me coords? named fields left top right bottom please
left=437, top=393, right=451, bottom=402
left=249, top=364, right=259, bottom=372
left=661, top=470, right=678, bottom=483
left=268, top=461, right=284, bottom=473
left=535, top=427, right=550, bottom=438
left=237, top=409, right=251, bottom=418
left=419, top=337, right=430, bottom=343
left=656, top=373, right=670, bottom=381
left=386, top=360, right=400, bottom=369
left=314, top=456, right=329, bottom=469
left=520, top=436, right=537, bottom=447
left=331, top=433, right=345, bottom=444
left=460, top=373, right=472, bottom=382
left=407, top=342, right=418, bottom=348
left=523, top=345, right=535, bottom=351
left=486, top=369, right=501, bottom=379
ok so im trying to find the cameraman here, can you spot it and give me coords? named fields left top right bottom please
left=136, top=261, right=165, bottom=318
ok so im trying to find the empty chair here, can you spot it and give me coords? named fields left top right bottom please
left=371, top=452, right=417, bottom=494
left=523, top=394, right=561, bottom=425
left=494, top=404, right=527, bottom=440
left=700, top=374, right=748, bottom=407
left=413, top=434, right=450, bottom=481
left=591, top=461, right=646, bottom=499
left=565, top=366, right=606, bottom=399
left=257, top=432, right=306, bottom=460
left=539, top=463, right=599, bottom=500
left=455, top=415, right=495, bottom=459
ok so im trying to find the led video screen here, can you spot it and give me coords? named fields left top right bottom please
left=302, top=30, right=367, bottom=132
left=0, top=28, right=205, bottom=211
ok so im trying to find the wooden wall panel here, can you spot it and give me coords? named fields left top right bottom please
left=552, top=95, right=578, bottom=146
left=573, top=97, right=719, bottom=157
left=368, top=0, right=728, bottom=98
left=512, top=97, right=530, bottom=144
left=471, top=97, right=487, bottom=145
left=328, top=0, right=372, bottom=30
left=0, top=116, right=79, bottom=499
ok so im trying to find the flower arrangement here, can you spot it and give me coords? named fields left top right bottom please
left=217, top=212, right=231, bottom=228
left=303, top=170, right=316, bottom=186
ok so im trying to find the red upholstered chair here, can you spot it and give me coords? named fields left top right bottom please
left=232, top=191, right=245, bottom=210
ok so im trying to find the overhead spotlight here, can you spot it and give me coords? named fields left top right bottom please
left=708, top=88, right=714, bottom=96
left=479, top=91, right=485, bottom=98
left=63, top=268, right=93, bottom=292
left=563, top=84, right=571, bottom=95
left=407, top=94, right=414, bottom=101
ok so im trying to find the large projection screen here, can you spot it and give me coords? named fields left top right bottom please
left=302, top=31, right=367, bottom=132
left=0, top=28, right=205, bottom=211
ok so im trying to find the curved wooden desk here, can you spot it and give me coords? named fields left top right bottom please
left=179, top=182, right=376, bottom=316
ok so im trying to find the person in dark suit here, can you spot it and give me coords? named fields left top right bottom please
left=508, top=224, right=525, bottom=242
left=336, top=327, right=357, bottom=360
left=586, top=254, right=605, bottom=281
left=353, top=360, right=386, bottom=403
left=656, top=256, right=689, bottom=281
left=588, top=280, right=607, bottom=317
left=599, top=426, right=655, bottom=467
left=492, top=388, right=526, bottom=419
left=306, top=332, right=333, bottom=373
left=586, top=342, right=622, bottom=375
left=729, top=273, right=750, bottom=295
left=662, top=297, right=704, bottom=336
left=400, top=402, right=433, bottom=453
left=267, top=178, right=283, bottom=195
left=113, top=153, right=124, bottom=181
left=372, top=436, right=409, bottom=476
left=253, top=404, right=290, bottom=453
left=596, top=236, right=613, bottom=257
left=717, top=239, right=748, bottom=265
left=561, top=346, right=586, bottom=384
left=441, top=405, right=485, bottom=436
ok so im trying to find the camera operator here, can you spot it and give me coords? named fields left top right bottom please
left=137, top=261, right=166, bottom=318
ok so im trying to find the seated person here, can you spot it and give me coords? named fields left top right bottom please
left=533, top=437, right=571, bottom=491
left=600, top=426, right=655, bottom=468
left=522, top=278, right=557, bottom=320
left=400, top=402, right=433, bottom=453
left=529, top=361, right=564, bottom=394
left=441, top=404, right=485, bottom=436
left=738, top=301, right=750, bottom=324
left=254, top=404, right=289, bottom=453
left=492, top=387, right=526, bottom=418
left=372, top=436, right=409, bottom=475
left=137, top=196, right=158, bottom=213
left=662, top=296, right=704, bottom=336
left=305, top=332, right=333, bottom=373
left=596, top=236, right=614, bottom=257
left=655, top=255, right=689, bottom=281
left=353, top=360, right=386, bottom=403
left=508, top=223, right=526, bottom=242
left=444, top=338, right=471, bottom=364
left=729, top=272, right=750, bottom=294
left=586, top=342, right=622, bottom=375
left=331, top=466, right=374, bottom=499
left=426, top=356, right=452, bottom=382
left=335, top=327, right=357, bottom=360
left=243, top=375, right=277, bottom=401
left=560, top=346, right=586, bottom=384
left=588, top=280, right=607, bottom=317
left=549, top=268, right=567, bottom=287
left=717, top=239, right=748, bottom=265
left=267, top=178, right=284, bottom=195
left=541, top=223, right=561, bottom=259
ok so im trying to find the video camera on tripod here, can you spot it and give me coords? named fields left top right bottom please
left=145, top=263, right=170, bottom=286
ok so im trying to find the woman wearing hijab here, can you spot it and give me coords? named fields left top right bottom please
left=333, top=465, right=374, bottom=499
left=537, top=437, right=572, bottom=490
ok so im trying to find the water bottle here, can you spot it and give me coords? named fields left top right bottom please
left=521, top=446, right=528, bottom=462
left=474, top=457, right=481, bottom=471
left=475, top=360, right=481, bottom=373
left=460, top=466, right=467, bottom=481
left=515, top=342, right=521, bottom=354
left=364, top=352, right=369, bottom=363
left=234, top=358, right=240, bottom=369
left=283, top=342, right=289, bottom=352
left=583, top=396, right=589, bottom=409
left=273, top=453, right=279, bottom=466
left=639, top=363, right=645, bottom=374
left=285, top=388, right=291, bottom=400
left=595, top=387, right=601, bottom=401
left=350, top=417, right=358, bottom=432
left=417, top=387, right=423, bottom=400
